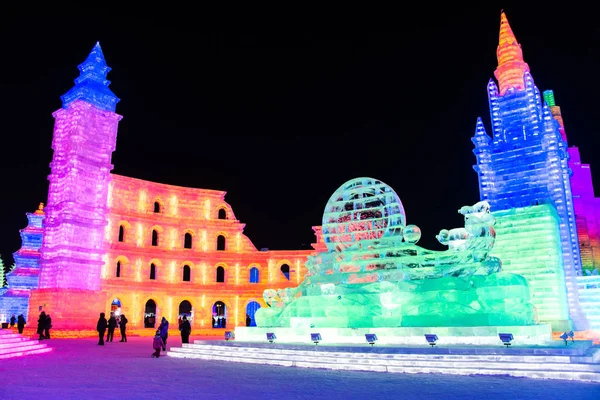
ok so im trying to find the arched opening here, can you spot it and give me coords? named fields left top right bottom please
left=178, top=300, right=193, bottom=326
left=118, top=225, right=125, bottom=242
left=116, top=261, right=121, bottom=278
left=280, top=263, right=290, bottom=280
left=212, top=301, right=226, bottom=328
left=144, top=299, right=157, bottom=328
left=184, top=232, right=193, bottom=249
left=183, top=264, right=191, bottom=282
left=217, top=235, right=226, bottom=251
left=246, top=301, right=261, bottom=327
left=152, top=230, right=159, bottom=246
left=150, top=263, right=156, bottom=280
left=218, top=208, right=227, bottom=219
left=111, top=298, right=122, bottom=316
left=216, top=266, right=225, bottom=283
left=153, top=201, right=161, bottom=213
left=249, top=267, right=259, bottom=283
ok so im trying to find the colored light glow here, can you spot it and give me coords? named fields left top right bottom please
left=256, top=178, right=535, bottom=329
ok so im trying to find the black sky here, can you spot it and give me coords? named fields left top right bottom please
left=1, top=7, right=599, bottom=266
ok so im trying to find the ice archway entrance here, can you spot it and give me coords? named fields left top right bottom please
left=144, top=300, right=157, bottom=328
left=212, top=301, right=226, bottom=328
left=110, top=298, right=122, bottom=317
left=246, top=301, right=261, bottom=326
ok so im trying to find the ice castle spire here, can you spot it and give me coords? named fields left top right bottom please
left=60, top=42, right=120, bottom=111
left=494, top=11, right=530, bottom=95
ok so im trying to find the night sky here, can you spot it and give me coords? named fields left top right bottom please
left=1, top=7, right=599, bottom=266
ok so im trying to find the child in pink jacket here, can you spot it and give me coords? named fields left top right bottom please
left=152, top=330, right=163, bottom=358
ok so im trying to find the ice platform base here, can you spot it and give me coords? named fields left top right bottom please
left=233, top=324, right=552, bottom=346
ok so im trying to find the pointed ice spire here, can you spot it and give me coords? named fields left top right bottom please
left=76, top=42, right=111, bottom=83
left=60, top=42, right=120, bottom=112
left=494, top=11, right=530, bottom=95
left=499, top=11, right=518, bottom=47
left=472, top=117, right=491, bottom=147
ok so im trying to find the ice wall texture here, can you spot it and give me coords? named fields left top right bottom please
left=472, top=13, right=585, bottom=329
left=38, top=43, right=122, bottom=291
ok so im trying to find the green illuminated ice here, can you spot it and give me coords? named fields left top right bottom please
left=256, top=177, right=536, bottom=328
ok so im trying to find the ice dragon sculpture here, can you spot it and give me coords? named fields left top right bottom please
left=256, top=178, right=535, bottom=328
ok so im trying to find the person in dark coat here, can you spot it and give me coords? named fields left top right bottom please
left=10, top=315, right=16, bottom=327
left=44, top=314, right=52, bottom=339
left=37, top=311, right=46, bottom=340
left=17, top=314, right=25, bottom=334
left=106, top=314, right=117, bottom=342
left=179, top=316, right=191, bottom=344
left=158, top=317, right=169, bottom=350
left=97, top=312, right=107, bottom=345
left=118, top=314, right=128, bottom=342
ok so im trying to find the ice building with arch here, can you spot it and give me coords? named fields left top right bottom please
left=0, top=43, right=314, bottom=333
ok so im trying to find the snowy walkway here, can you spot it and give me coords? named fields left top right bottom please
left=1, top=336, right=599, bottom=400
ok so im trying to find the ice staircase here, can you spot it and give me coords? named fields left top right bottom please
left=0, top=328, right=52, bottom=359
left=168, top=340, right=600, bottom=383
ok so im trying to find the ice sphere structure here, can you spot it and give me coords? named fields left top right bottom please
left=255, top=177, right=535, bottom=328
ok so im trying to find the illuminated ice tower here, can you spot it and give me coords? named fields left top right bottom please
left=29, top=43, right=122, bottom=329
left=0, top=204, right=45, bottom=321
left=472, top=13, right=585, bottom=330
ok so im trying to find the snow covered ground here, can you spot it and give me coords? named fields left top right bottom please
left=1, top=336, right=599, bottom=400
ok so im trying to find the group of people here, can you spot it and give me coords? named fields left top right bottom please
left=8, top=314, right=26, bottom=334
left=96, top=312, right=128, bottom=345
left=152, top=315, right=191, bottom=358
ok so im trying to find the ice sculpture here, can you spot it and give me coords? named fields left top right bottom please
left=472, top=12, right=584, bottom=329
left=256, top=177, right=535, bottom=328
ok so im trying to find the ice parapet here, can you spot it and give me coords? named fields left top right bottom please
left=256, top=177, right=536, bottom=328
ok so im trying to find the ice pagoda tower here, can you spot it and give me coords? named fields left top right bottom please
left=0, top=204, right=45, bottom=321
left=28, top=43, right=122, bottom=329
left=472, top=12, right=585, bottom=331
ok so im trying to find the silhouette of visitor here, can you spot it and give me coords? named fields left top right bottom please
left=119, top=314, right=128, bottom=342
left=17, top=314, right=25, bottom=334
left=37, top=311, right=46, bottom=340
left=179, top=316, right=191, bottom=344
left=44, top=314, right=52, bottom=339
left=106, top=314, right=117, bottom=342
left=97, top=312, right=107, bottom=346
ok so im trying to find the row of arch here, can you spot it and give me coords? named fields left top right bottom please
left=152, top=201, right=229, bottom=220
left=111, top=297, right=262, bottom=328
left=118, top=226, right=227, bottom=251
left=114, top=261, right=291, bottom=282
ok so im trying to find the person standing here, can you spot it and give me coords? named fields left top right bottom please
left=10, top=315, right=16, bottom=327
left=17, top=314, right=25, bottom=334
left=97, top=313, right=107, bottom=346
left=158, top=317, right=169, bottom=350
left=106, top=314, right=117, bottom=342
left=179, top=316, right=191, bottom=344
left=37, top=311, right=46, bottom=340
left=119, top=314, right=128, bottom=342
left=44, top=314, right=52, bottom=339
